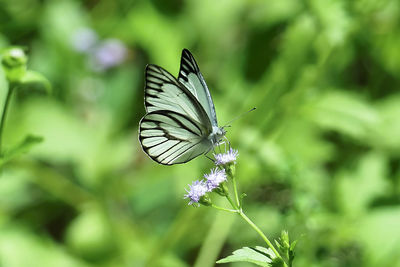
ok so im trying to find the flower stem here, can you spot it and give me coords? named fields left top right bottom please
left=238, top=210, right=283, bottom=262
left=232, top=174, right=241, bottom=208
left=225, top=164, right=285, bottom=265
left=211, top=204, right=238, bottom=213
left=0, top=83, right=14, bottom=157
left=226, top=195, right=239, bottom=210
left=226, top=165, right=241, bottom=208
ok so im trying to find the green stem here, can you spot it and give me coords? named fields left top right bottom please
left=226, top=165, right=241, bottom=208
left=0, top=83, right=14, bottom=156
left=226, top=195, right=239, bottom=210
left=225, top=165, right=285, bottom=265
left=226, top=192, right=284, bottom=263
left=211, top=204, right=238, bottom=213
left=232, top=173, right=241, bottom=208
left=239, top=210, right=283, bottom=262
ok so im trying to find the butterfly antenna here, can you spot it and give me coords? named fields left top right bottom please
left=205, top=154, right=214, bottom=163
left=222, top=107, right=256, bottom=128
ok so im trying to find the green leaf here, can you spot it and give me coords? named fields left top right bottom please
left=20, top=70, right=52, bottom=94
left=335, top=152, right=389, bottom=214
left=216, top=246, right=276, bottom=266
left=0, top=135, right=43, bottom=165
left=307, top=90, right=379, bottom=140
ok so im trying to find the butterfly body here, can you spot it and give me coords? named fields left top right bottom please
left=139, top=49, right=225, bottom=165
left=209, top=126, right=226, bottom=145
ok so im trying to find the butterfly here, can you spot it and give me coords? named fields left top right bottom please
left=139, top=49, right=226, bottom=165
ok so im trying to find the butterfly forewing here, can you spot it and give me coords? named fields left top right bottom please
left=178, top=49, right=218, bottom=127
left=145, top=64, right=210, bottom=127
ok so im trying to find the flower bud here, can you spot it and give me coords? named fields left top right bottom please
left=214, top=181, right=229, bottom=196
left=1, top=47, right=28, bottom=83
left=199, top=194, right=212, bottom=206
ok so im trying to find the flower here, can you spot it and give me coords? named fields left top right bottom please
left=214, top=148, right=239, bottom=166
left=205, top=168, right=227, bottom=191
left=71, top=27, right=98, bottom=53
left=91, top=38, right=127, bottom=71
left=184, top=180, right=208, bottom=206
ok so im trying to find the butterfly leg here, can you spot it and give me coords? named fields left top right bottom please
left=204, top=147, right=216, bottom=163
left=205, top=154, right=214, bottom=163
left=223, top=136, right=231, bottom=151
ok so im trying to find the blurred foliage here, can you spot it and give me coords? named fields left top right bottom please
left=0, top=0, right=400, bottom=266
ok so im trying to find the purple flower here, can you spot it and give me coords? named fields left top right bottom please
left=91, top=39, right=127, bottom=71
left=205, top=168, right=227, bottom=191
left=184, top=180, right=208, bottom=206
left=71, top=27, right=98, bottom=53
left=214, top=148, right=239, bottom=166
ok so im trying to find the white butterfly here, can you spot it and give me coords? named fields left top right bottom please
left=139, top=49, right=226, bottom=165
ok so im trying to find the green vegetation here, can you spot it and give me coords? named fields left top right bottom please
left=1, top=0, right=400, bottom=266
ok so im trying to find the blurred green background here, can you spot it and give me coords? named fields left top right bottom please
left=1, top=0, right=400, bottom=266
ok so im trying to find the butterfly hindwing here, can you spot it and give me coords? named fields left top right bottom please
left=178, top=49, right=218, bottom=127
left=139, top=110, right=211, bottom=165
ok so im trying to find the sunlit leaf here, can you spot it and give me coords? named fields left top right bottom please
left=0, top=135, right=43, bottom=165
left=20, top=70, right=52, bottom=94
left=217, top=246, right=277, bottom=266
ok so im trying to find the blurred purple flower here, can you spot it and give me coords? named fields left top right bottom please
left=205, top=168, right=227, bottom=191
left=91, top=39, right=127, bottom=71
left=71, top=27, right=98, bottom=53
left=214, top=148, right=239, bottom=166
left=184, top=180, right=208, bottom=206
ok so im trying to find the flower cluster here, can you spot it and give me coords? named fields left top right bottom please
left=184, top=148, right=238, bottom=206
left=214, top=148, right=238, bottom=166
left=70, top=27, right=127, bottom=72
left=205, top=168, right=227, bottom=191
left=184, top=180, right=208, bottom=206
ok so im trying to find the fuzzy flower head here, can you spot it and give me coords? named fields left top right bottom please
left=71, top=27, right=98, bottom=53
left=214, top=148, right=239, bottom=166
left=91, top=39, right=127, bottom=71
left=205, top=168, right=227, bottom=191
left=184, top=180, right=208, bottom=206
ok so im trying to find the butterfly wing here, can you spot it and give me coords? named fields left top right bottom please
left=139, top=64, right=213, bottom=165
left=178, top=49, right=218, bottom=127
left=139, top=110, right=211, bottom=165
left=145, top=64, right=211, bottom=126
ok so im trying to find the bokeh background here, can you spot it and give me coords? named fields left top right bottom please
left=1, top=0, right=400, bottom=266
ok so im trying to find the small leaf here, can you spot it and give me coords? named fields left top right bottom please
left=281, top=230, right=290, bottom=247
left=20, top=70, right=52, bottom=94
left=239, top=193, right=247, bottom=207
left=271, top=258, right=285, bottom=267
left=0, top=135, right=43, bottom=165
left=290, top=240, right=297, bottom=251
left=217, top=246, right=276, bottom=266
left=275, top=241, right=282, bottom=258
left=274, top=230, right=298, bottom=267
